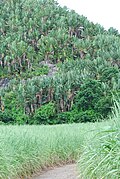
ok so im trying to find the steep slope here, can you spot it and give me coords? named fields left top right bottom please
left=0, top=0, right=120, bottom=124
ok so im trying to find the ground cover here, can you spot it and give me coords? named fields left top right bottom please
left=0, top=120, right=111, bottom=179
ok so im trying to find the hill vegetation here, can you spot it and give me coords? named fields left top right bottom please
left=0, top=0, right=120, bottom=125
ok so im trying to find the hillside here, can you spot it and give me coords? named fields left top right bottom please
left=0, top=0, right=120, bottom=124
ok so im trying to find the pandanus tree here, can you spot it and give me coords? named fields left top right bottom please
left=89, top=34, right=120, bottom=63
left=0, top=0, right=112, bottom=77
left=1, top=0, right=120, bottom=124
left=1, top=61, right=85, bottom=115
left=0, top=0, right=58, bottom=76
left=38, top=35, right=55, bottom=62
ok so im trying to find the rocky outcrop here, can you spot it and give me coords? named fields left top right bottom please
left=0, top=61, right=57, bottom=89
left=0, top=78, right=10, bottom=88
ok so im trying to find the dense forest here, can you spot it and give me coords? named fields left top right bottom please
left=0, top=0, right=120, bottom=124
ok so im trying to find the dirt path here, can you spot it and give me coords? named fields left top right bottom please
left=33, top=164, right=79, bottom=179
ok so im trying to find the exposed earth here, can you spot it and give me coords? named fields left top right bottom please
left=33, top=164, right=79, bottom=179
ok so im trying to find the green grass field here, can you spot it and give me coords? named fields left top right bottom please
left=0, top=102, right=119, bottom=179
left=0, top=119, right=118, bottom=179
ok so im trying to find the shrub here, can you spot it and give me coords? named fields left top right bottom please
left=57, top=109, right=100, bottom=123
left=33, top=102, right=56, bottom=124
left=74, top=79, right=113, bottom=119
left=74, top=79, right=103, bottom=111
left=0, top=91, right=28, bottom=124
left=0, top=110, right=14, bottom=123
left=100, top=67, right=119, bottom=84
left=73, top=110, right=100, bottom=123
left=57, top=110, right=75, bottom=124
left=95, top=95, right=112, bottom=118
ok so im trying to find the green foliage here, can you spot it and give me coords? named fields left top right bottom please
left=0, top=92, right=16, bottom=123
left=0, top=1, right=120, bottom=178
left=79, top=102, right=120, bottom=179
left=0, top=91, right=28, bottom=124
left=19, top=65, right=49, bottom=79
left=108, top=27, right=120, bottom=36
left=73, top=110, right=100, bottom=123
left=0, top=110, right=14, bottom=123
left=57, top=109, right=100, bottom=123
left=0, top=122, right=95, bottom=178
left=0, top=114, right=118, bottom=179
left=0, top=0, right=120, bottom=124
left=57, top=110, right=75, bottom=123
left=95, top=95, right=112, bottom=117
left=33, top=102, right=56, bottom=124
left=100, top=67, right=119, bottom=83
left=0, top=61, right=117, bottom=124
left=1, top=0, right=119, bottom=78
left=73, top=79, right=113, bottom=119
left=74, top=79, right=103, bottom=111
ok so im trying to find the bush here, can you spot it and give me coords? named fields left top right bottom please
left=100, top=67, right=119, bottom=84
left=74, top=79, right=113, bottom=119
left=57, top=111, right=75, bottom=124
left=95, top=95, right=112, bottom=117
left=0, top=91, right=28, bottom=124
left=0, top=110, right=14, bottom=123
left=57, top=109, right=100, bottom=123
left=73, top=110, right=100, bottom=123
left=74, top=79, right=103, bottom=111
left=33, top=102, right=56, bottom=124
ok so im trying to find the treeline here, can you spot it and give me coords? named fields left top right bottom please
left=0, top=0, right=120, bottom=124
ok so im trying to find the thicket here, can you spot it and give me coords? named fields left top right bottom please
left=0, top=0, right=120, bottom=124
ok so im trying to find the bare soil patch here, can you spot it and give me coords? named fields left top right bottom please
left=33, top=164, right=79, bottom=179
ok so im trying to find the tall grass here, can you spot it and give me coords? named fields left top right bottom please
left=0, top=105, right=119, bottom=179
left=0, top=122, right=110, bottom=179
left=79, top=102, right=120, bottom=179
